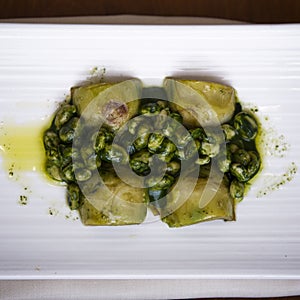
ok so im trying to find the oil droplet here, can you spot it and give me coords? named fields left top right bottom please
left=0, top=122, right=46, bottom=175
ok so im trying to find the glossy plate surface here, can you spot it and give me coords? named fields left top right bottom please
left=0, top=24, right=299, bottom=279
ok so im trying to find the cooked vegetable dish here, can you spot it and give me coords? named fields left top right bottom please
left=43, top=78, right=261, bottom=227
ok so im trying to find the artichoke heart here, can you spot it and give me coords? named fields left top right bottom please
left=79, top=169, right=147, bottom=225
left=164, top=78, right=236, bottom=127
left=162, top=178, right=235, bottom=227
left=71, top=79, right=142, bottom=130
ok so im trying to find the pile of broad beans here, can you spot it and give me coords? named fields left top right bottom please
left=43, top=96, right=261, bottom=211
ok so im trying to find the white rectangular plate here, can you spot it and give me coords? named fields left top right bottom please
left=0, top=23, right=299, bottom=280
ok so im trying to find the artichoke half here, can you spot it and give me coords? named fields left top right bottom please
left=72, top=79, right=147, bottom=225
left=79, top=169, right=147, bottom=226
left=162, top=178, right=235, bottom=227
left=72, top=79, right=142, bottom=131
left=164, top=78, right=236, bottom=127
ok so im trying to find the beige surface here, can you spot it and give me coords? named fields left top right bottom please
left=1, top=279, right=300, bottom=299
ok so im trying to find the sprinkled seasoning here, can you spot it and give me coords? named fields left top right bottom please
left=250, top=106, right=259, bottom=113
left=48, top=207, right=59, bottom=216
left=246, top=108, right=290, bottom=158
left=8, top=163, right=14, bottom=177
left=257, top=162, right=298, bottom=197
left=88, top=66, right=106, bottom=83
left=262, top=132, right=289, bottom=158
left=89, top=66, right=98, bottom=75
left=18, top=195, right=28, bottom=206
left=65, top=211, right=80, bottom=221
left=255, top=109, right=290, bottom=158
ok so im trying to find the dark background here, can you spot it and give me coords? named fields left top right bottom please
left=1, top=1, right=299, bottom=300
left=0, top=0, right=300, bottom=23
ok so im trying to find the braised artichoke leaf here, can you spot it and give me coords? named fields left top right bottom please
left=164, top=78, right=236, bottom=127
left=79, top=169, right=147, bottom=226
left=71, top=79, right=142, bottom=130
left=162, top=178, right=235, bottom=227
